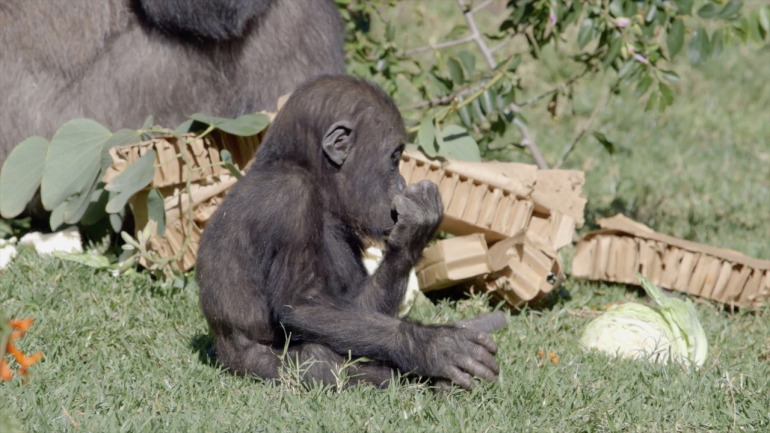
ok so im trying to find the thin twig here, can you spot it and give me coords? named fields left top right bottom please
left=554, top=89, right=610, bottom=169
left=403, top=36, right=475, bottom=56
left=456, top=0, right=496, bottom=68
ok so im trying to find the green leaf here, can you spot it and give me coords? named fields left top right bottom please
left=79, top=187, right=109, bottom=226
left=634, top=76, right=653, bottom=98
left=457, top=50, right=476, bottom=75
left=417, top=117, right=437, bottom=156
left=577, top=18, right=594, bottom=48
left=480, top=89, right=496, bottom=115
left=759, top=7, right=770, bottom=33
left=439, top=125, right=481, bottom=161
left=61, top=171, right=100, bottom=224
left=697, top=3, right=719, bottom=18
left=188, top=113, right=270, bottom=136
left=667, top=18, right=685, bottom=58
left=0, top=136, right=49, bottom=218
left=717, top=0, right=743, bottom=20
left=602, top=34, right=623, bottom=67
left=660, top=70, right=681, bottom=82
left=146, top=188, right=166, bottom=236
left=220, top=150, right=243, bottom=180
left=41, top=118, right=111, bottom=211
left=49, top=202, right=65, bottom=231
left=645, top=91, right=659, bottom=111
left=506, top=54, right=522, bottom=72
left=592, top=131, right=615, bottom=154
left=658, top=82, right=675, bottom=111
left=688, top=29, right=711, bottom=65
left=104, top=150, right=157, bottom=213
left=457, top=103, right=473, bottom=129
left=53, top=251, right=112, bottom=269
left=446, top=57, right=465, bottom=85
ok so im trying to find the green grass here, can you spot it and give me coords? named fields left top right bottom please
left=2, top=250, right=769, bottom=432
left=3, top=4, right=770, bottom=431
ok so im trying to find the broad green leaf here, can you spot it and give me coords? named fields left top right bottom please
left=189, top=113, right=269, bottom=136
left=146, top=188, right=166, bottom=236
left=109, top=204, right=125, bottom=232
left=577, top=18, right=594, bottom=49
left=0, top=136, right=48, bottom=218
left=674, top=0, right=693, bottom=14
left=41, top=118, right=111, bottom=211
left=602, top=35, right=623, bottom=67
left=80, top=187, right=109, bottom=226
left=105, top=150, right=157, bottom=213
left=417, top=117, right=436, bottom=156
left=61, top=170, right=100, bottom=224
left=49, top=202, right=65, bottom=231
left=446, top=57, right=465, bottom=85
left=439, top=125, right=481, bottom=161
left=470, top=98, right=485, bottom=125
left=667, top=18, right=685, bottom=58
left=141, top=115, right=154, bottom=130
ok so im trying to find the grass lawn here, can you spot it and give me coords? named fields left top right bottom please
left=3, top=7, right=770, bottom=433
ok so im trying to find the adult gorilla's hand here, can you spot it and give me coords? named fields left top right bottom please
left=388, top=180, right=442, bottom=258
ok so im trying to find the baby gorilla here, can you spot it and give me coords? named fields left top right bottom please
left=196, top=75, right=502, bottom=389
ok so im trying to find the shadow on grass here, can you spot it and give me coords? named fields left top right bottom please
left=190, top=333, right=218, bottom=368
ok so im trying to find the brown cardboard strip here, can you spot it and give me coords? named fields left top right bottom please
left=573, top=214, right=770, bottom=309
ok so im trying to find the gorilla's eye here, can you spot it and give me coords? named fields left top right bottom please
left=391, top=145, right=404, bottom=166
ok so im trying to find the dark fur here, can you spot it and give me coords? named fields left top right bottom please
left=196, top=76, right=500, bottom=389
left=0, top=0, right=344, bottom=166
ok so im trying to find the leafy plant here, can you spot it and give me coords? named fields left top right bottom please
left=0, top=113, right=268, bottom=275
left=338, top=0, right=769, bottom=166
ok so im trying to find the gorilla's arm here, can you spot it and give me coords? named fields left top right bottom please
left=135, top=0, right=272, bottom=41
left=271, top=180, right=499, bottom=390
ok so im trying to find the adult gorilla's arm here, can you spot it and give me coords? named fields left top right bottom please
left=135, top=0, right=272, bottom=41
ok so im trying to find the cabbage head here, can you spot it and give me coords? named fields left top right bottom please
left=580, top=275, right=708, bottom=367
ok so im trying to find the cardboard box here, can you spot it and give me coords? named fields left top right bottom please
left=572, top=214, right=770, bottom=309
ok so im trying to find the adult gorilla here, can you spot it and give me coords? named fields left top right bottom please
left=0, top=0, right=345, bottom=167
left=196, top=75, right=503, bottom=390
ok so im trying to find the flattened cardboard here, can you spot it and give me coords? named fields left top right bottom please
left=573, top=213, right=770, bottom=309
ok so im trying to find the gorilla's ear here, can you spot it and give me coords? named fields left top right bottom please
left=322, top=121, right=353, bottom=166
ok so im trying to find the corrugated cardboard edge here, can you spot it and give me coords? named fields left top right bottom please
left=572, top=213, right=770, bottom=309
left=106, top=127, right=268, bottom=272
left=415, top=232, right=564, bottom=308
left=399, top=149, right=585, bottom=251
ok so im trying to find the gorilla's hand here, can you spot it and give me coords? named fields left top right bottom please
left=388, top=180, right=442, bottom=259
left=412, top=326, right=499, bottom=390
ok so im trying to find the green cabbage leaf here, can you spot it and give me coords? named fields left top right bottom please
left=580, top=275, right=708, bottom=367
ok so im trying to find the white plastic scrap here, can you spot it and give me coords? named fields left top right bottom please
left=580, top=274, right=708, bottom=368
left=362, top=246, right=421, bottom=317
left=18, top=226, right=83, bottom=255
